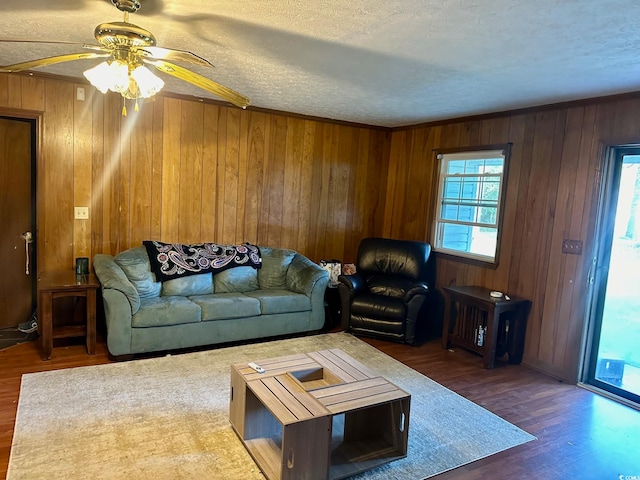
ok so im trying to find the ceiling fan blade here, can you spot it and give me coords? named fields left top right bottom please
left=0, top=39, right=109, bottom=53
left=82, top=44, right=112, bottom=53
left=0, top=38, right=82, bottom=46
left=146, top=59, right=249, bottom=108
left=0, top=52, right=111, bottom=73
left=135, top=46, right=213, bottom=68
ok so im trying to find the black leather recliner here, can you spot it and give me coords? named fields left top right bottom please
left=338, top=237, right=432, bottom=345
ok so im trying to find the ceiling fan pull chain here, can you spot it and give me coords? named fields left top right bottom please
left=134, top=99, right=139, bottom=112
left=122, top=97, right=127, bottom=116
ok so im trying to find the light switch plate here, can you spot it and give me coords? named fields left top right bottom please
left=74, top=206, right=89, bottom=220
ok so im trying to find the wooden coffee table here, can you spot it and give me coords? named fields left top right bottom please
left=229, top=348, right=410, bottom=480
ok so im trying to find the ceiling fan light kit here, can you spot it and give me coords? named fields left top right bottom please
left=0, top=0, right=249, bottom=115
left=83, top=60, right=164, bottom=98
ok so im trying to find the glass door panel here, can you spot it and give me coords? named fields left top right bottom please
left=588, top=151, right=640, bottom=404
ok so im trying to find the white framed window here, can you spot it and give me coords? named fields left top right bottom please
left=433, top=145, right=511, bottom=265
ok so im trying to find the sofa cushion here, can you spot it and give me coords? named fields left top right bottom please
left=190, top=293, right=261, bottom=321
left=258, top=247, right=296, bottom=289
left=114, top=246, right=161, bottom=298
left=213, top=266, right=259, bottom=293
left=244, top=290, right=311, bottom=315
left=162, top=273, right=214, bottom=297
left=132, top=296, right=201, bottom=327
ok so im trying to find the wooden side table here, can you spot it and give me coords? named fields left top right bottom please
left=442, top=285, right=531, bottom=369
left=38, top=270, right=100, bottom=360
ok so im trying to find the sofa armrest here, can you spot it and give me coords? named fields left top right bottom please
left=101, top=289, right=133, bottom=357
left=286, top=254, right=329, bottom=296
left=93, top=254, right=140, bottom=315
left=286, top=253, right=329, bottom=331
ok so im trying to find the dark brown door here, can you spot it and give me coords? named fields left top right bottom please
left=0, top=117, right=35, bottom=329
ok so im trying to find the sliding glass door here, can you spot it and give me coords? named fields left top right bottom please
left=586, top=147, right=640, bottom=405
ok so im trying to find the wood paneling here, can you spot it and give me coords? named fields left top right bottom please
left=385, top=96, right=640, bottom=382
left=0, top=73, right=389, bottom=272
left=4, top=71, right=640, bottom=382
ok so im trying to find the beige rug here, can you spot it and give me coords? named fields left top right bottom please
left=8, top=333, right=535, bottom=479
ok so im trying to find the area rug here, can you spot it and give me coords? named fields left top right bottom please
left=8, top=332, right=535, bottom=479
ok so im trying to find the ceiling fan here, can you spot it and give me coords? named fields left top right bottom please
left=0, top=0, right=249, bottom=112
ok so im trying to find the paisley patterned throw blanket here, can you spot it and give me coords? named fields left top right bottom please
left=143, top=241, right=262, bottom=282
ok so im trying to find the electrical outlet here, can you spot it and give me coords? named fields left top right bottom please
left=74, top=206, right=89, bottom=220
left=562, top=239, right=583, bottom=255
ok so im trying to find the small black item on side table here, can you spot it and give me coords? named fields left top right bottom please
left=442, top=285, right=531, bottom=369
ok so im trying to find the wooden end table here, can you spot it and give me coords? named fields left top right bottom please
left=442, top=285, right=531, bottom=369
left=37, top=270, right=100, bottom=360
left=229, top=348, right=410, bottom=480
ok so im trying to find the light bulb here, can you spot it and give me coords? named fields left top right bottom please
left=108, top=60, right=130, bottom=93
left=130, top=65, right=164, bottom=98
left=83, top=62, right=112, bottom=93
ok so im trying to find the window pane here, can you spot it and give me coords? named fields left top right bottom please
left=470, top=226, right=498, bottom=257
left=434, top=146, right=509, bottom=263
left=483, top=159, right=503, bottom=174
left=441, top=203, right=459, bottom=220
left=481, top=177, right=501, bottom=201
left=459, top=205, right=475, bottom=222
left=442, top=223, right=472, bottom=251
left=461, top=177, right=479, bottom=199
left=466, top=160, right=484, bottom=174
left=443, top=178, right=461, bottom=200
left=478, top=206, right=497, bottom=225
left=447, top=160, right=466, bottom=174
left=441, top=223, right=498, bottom=258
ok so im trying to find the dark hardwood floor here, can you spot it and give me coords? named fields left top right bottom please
left=1, top=334, right=639, bottom=479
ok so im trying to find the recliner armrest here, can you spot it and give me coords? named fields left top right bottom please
left=405, top=282, right=429, bottom=302
left=338, top=273, right=366, bottom=297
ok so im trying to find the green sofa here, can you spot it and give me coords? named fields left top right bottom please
left=93, top=245, right=329, bottom=358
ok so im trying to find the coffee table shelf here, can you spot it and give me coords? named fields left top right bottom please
left=229, top=349, right=410, bottom=480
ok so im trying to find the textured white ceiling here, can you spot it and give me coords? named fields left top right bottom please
left=1, top=0, right=640, bottom=127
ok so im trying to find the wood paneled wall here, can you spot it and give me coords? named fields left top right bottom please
left=384, top=95, right=640, bottom=381
left=0, top=73, right=390, bottom=276
left=3, top=71, right=640, bottom=381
